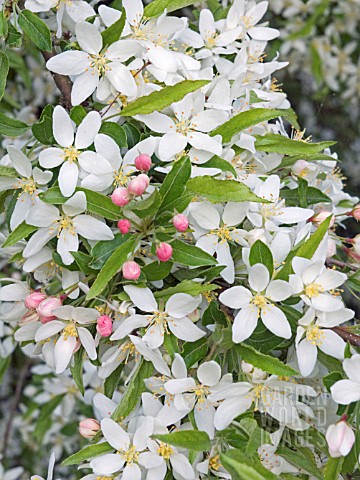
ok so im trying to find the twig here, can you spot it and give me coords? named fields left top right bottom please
left=1, top=356, right=31, bottom=456
left=326, top=258, right=358, bottom=272
left=331, top=327, right=360, bottom=347
left=42, top=51, right=73, bottom=110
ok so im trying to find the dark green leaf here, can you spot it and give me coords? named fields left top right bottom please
left=159, top=156, right=191, bottom=214
left=101, top=8, right=126, bottom=46
left=234, top=344, right=298, bottom=376
left=0, top=112, right=29, bottom=137
left=18, top=10, right=52, bottom=51
left=2, top=222, right=37, bottom=247
left=249, top=240, right=274, bottom=275
left=62, top=442, right=113, bottom=466
left=99, top=122, right=127, bottom=148
left=0, top=50, right=9, bottom=101
left=171, top=239, right=217, bottom=267
left=154, top=430, right=211, bottom=451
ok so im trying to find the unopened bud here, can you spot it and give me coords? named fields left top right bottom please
left=173, top=214, right=189, bottom=232
left=135, top=153, right=152, bottom=172
left=326, top=419, right=355, bottom=458
left=24, top=291, right=47, bottom=310
left=156, top=242, right=173, bottom=262
left=310, top=211, right=334, bottom=227
left=127, top=176, right=148, bottom=196
left=117, top=219, right=131, bottom=234
left=123, top=260, right=141, bottom=280
left=347, top=206, right=360, bottom=221
left=111, top=187, right=130, bottom=207
left=97, top=315, right=113, bottom=337
left=79, top=418, right=100, bottom=439
left=36, top=297, right=62, bottom=319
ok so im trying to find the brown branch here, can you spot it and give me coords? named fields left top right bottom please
left=1, top=356, right=31, bottom=456
left=326, top=258, right=358, bottom=272
left=42, top=51, right=73, bottom=110
left=331, top=327, right=360, bottom=347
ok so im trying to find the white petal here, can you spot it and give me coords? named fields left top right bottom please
left=0, top=282, right=28, bottom=301
left=165, top=378, right=196, bottom=394
left=53, top=106, right=74, bottom=147
left=123, top=285, right=157, bottom=312
left=71, top=70, right=99, bottom=106
left=75, top=21, right=102, bottom=54
left=261, top=305, right=291, bottom=339
left=188, top=132, right=222, bottom=156
left=90, top=454, right=125, bottom=476
left=136, top=112, right=174, bottom=134
left=110, top=315, right=148, bottom=340
left=190, top=202, right=220, bottom=230
left=78, top=151, right=113, bottom=175
left=25, top=202, right=58, bottom=227
left=168, top=316, right=206, bottom=342
left=7, top=146, right=32, bottom=177
left=317, top=269, right=347, bottom=291
left=216, top=241, right=235, bottom=283
left=170, top=453, right=195, bottom=479
left=222, top=201, right=248, bottom=226
left=46, top=51, right=89, bottom=75
left=73, top=215, right=114, bottom=241
left=23, top=228, right=56, bottom=257
left=296, top=339, right=317, bottom=377
left=266, top=280, right=292, bottom=302
left=214, top=396, right=253, bottom=430
left=54, top=334, right=76, bottom=373
left=63, top=191, right=86, bottom=216
left=106, top=63, right=137, bottom=96
left=122, top=464, right=141, bottom=480
left=166, top=293, right=201, bottom=319
left=197, top=361, right=221, bottom=386
left=78, top=327, right=97, bottom=360
left=331, top=380, right=360, bottom=405
left=233, top=307, right=259, bottom=343
left=320, top=330, right=345, bottom=360
left=101, top=418, right=130, bottom=451
left=219, top=286, right=252, bottom=309
left=249, top=263, right=269, bottom=292
left=39, top=147, right=64, bottom=168
left=57, top=228, right=78, bottom=265
left=75, top=111, right=102, bottom=149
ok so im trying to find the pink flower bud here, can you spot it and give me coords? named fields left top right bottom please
left=326, top=419, right=355, bottom=458
left=123, top=260, right=141, bottom=280
left=36, top=296, right=62, bottom=319
left=326, top=238, right=337, bottom=258
left=156, top=242, right=173, bottom=262
left=19, top=310, right=39, bottom=326
left=79, top=418, right=100, bottom=439
left=97, top=315, right=113, bottom=337
left=127, top=176, right=148, bottom=196
left=310, top=211, right=335, bottom=227
left=135, top=153, right=152, bottom=172
left=137, top=174, right=150, bottom=187
left=111, top=187, right=130, bottom=207
left=117, top=219, right=131, bottom=234
left=24, top=291, right=47, bottom=310
left=173, top=214, right=189, bottom=232
left=348, top=205, right=360, bottom=221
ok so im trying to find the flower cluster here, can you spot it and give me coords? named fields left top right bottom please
left=0, top=0, right=359, bottom=478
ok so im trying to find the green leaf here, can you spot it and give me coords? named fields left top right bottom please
left=18, top=10, right=52, bottom=51
left=0, top=12, right=8, bottom=38
left=86, top=237, right=137, bottom=300
left=255, top=133, right=335, bottom=156
left=71, top=251, right=96, bottom=275
left=90, top=234, right=131, bottom=270
left=200, top=155, right=237, bottom=177
left=202, top=301, right=227, bottom=326
left=186, top=176, right=266, bottom=203
left=0, top=112, right=29, bottom=137
left=70, top=105, right=87, bottom=126
left=278, top=153, right=336, bottom=169
left=210, top=108, right=299, bottom=143
left=70, top=349, right=85, bottom=396
left=276, top=215, right=332, bottom=280
left=121, top=80, right=209, bottom=116
left=154, top=430, right=211, bottom=451
left=249, top=240, right=274, bottom=275
left=0, top=165, right=18, bottom=178
left=323, top=371, right=343, bottom=392
left=144, top=0, right=198, bottom=17
left=123, top=123, right=140, bottom=148
left=41, top=187, right=122, bottom=220
left=276, top=446, right=322, bottom=479
left=171, top=239, right=217, bottom=267
left=182, top=337, right=208, bottom=368
left=101, top=8, right=126, bottom=46
left=6, top=24, right=22, bottom=48
left=99, top=121, right=127, bottom=148
left=2, top=222, right=37, bottom=247
left=62, top=442, right=113, bottom=466
left=0, top=50, right=9, bottom=101
left=104, top=364, right=123, bottom=398
left=281, top=185, right=331, bottom=207
left=154, top=280, right=218, bottom=302
left=130, top=189, right=162, bottom=218
left=234, top=344, right=298, bottom=376
left=159, top=156, right=191, bottom=214
left=142, top=261, right=173, bottom=281
left=32, top=104, right=54, bottom=145
left=324, top=457, right=343, bottom=480
left=111, top=360, right=153, bottom=421
left=220, top=449, right=278, bottom=480
left=0, top=355, right=11, bottom=383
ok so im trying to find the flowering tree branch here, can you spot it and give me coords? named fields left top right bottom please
left=42, top=51, right=72, bottom=110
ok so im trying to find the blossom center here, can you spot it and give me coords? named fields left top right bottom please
left=89, top=54, right=110, bottom=76
left=17, top=178, right=37, bottom=196
left=63, top=146, right=80, bottom=163
left=120, top=340, right=136, bottom=363
left=193, top=384, right=210, bottom=404
left=209, top=454, right=221, bottom=471
left=157, top=442, right=173, bottom=459
left=55, top=216, right=76, bottom=237
left=305, top=283, right=324, bottom=298
left=118, top=445, right=139, bottom=464
left=251, top=294, right=269, bottom=313
left=113, top=168, right=131, bottom=187
left=63, top=324, right=77, bottom=340
left=147, top=311, right=170, bottom=335
left=174, top=117, right=193, bottom=135
left=210, top=226, right=232, bottom=243
left=306, top=325, right=325, bottom=346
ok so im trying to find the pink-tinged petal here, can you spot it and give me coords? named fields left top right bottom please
left=53, top=106, right=74, bottom=147
left=296, top=339, right=317, bottom=377
left=232, top=307, right=258, bottom=343
left=168, top=316, right=206, bottom=342
left=261, top=305, right=291, bottom=339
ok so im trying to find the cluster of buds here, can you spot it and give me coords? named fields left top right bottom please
left=111, top=154, right=152, bottom=208
left=22, top=292, right=63, bottom=324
